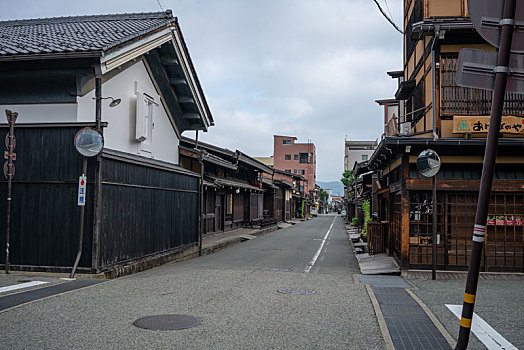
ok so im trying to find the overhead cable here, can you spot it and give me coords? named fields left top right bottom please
left=372, top=0, right=404, bottom=34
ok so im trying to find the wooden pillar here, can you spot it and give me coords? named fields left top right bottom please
left=372, top=174, right=379, bottom=220
left=400, top=153, right=411, bottom=270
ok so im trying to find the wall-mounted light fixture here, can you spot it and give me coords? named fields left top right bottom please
left=93, top=96, right=121, bottom=107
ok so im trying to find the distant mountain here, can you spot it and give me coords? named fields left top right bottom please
left=317, top=181, right=344, bottom=196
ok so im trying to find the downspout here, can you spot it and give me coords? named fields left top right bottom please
left=73, top=75, right=102, bottom=278
left=431, top=25, right=440, bottom=140
left=195, top=130, right=204, bottom=256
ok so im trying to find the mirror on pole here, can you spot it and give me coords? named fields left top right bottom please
left=416, top=149, right=441, bottom=178
left=74, top=127, right=104, bottom=157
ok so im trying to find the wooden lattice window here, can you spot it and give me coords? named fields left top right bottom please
left=440, top=55, right=524, bottom=116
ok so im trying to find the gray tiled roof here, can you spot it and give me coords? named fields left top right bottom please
left=0, top=11, right=174, bottom=57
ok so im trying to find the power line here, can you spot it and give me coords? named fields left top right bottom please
left=383, top=0, right=393, bottom=20
left=372, top=0, right=404, bottom=34
left=156, top=0, right=164, bottom=12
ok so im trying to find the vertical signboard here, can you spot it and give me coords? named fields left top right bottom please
left=78, top=175, right=87, bottom=206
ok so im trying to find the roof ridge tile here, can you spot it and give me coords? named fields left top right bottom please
left=0, top=11, right=171, bottom=27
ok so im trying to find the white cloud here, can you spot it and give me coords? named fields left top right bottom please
left=0, top=0, right=405, bottom=181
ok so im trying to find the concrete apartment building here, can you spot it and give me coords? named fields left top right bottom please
left=344, top=140, right=378, bottom=172
left=273, top=135, right=316, bottom=194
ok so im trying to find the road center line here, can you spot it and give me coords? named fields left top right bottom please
left=446, top=304, right=517, bottom=350
left=305, top=218, right=335, bottom=273
left=0, top=281, right=48, bottom=294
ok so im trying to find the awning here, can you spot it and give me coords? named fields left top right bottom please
left=207, top=175, right=263, bottom=192
left=262, top=179, right=278, bottom=190
left=203, top=180, right=218, bottom=188
left=274, top=179, right=293, bottom=188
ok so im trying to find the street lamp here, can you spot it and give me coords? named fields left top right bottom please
left=416, top=149, right=441, bottom=280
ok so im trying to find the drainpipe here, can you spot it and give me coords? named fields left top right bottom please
left=71, top=76, right=102, bottom=278
left=195, top=130, right=204, bottom=256
left=431, top=25, right=440, bottom=140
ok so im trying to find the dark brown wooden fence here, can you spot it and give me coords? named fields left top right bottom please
left=367, top=222, right=388, bottom=255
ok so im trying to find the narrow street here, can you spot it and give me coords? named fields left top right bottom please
left=0, top=215, right=384, bottom=349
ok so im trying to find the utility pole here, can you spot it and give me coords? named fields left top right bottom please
left=454, top=1, right=521, bottom=348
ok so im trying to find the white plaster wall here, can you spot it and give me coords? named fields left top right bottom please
left=0, top=104, right=77, bottom=123
left=346, top=149, right=375, bottom=170
left=77, top=60, right=179, bottom=165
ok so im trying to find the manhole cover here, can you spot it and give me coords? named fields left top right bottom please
left=278, top=288, right=316, bottom=295
left=263, top=249, right=281, bottom=252
left=259, top=267, right=292, bottom=272
left=133, top=314, right=201, bottom=330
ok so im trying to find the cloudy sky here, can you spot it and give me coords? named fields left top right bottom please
left=0, top=0, right=404, bottom=182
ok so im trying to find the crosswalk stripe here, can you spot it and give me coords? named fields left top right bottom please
left=0, top=281, right=49, bottom=294
left=446, top=304, right=517, bottom=350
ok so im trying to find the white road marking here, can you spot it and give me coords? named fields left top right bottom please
left=0, top=281, right=49, bottom=294
left=305, top=218, right=335, bottom=273
left=446, top=304, right=517, bottom=350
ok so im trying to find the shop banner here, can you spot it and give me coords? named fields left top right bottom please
left=453, top=116, right=524, bottom=134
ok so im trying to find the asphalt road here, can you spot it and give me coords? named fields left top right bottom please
left=0, top=215, right=384, bottom=349
left=408, top=277, right=524, bottom=350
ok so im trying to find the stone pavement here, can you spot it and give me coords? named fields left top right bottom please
left=356, top=274, right=453, bottom=350
left=348, top=222, right=524, bottom=349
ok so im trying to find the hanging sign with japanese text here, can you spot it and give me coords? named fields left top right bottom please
left=453, top=116, right=524, bottom=134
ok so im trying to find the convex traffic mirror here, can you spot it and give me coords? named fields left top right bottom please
left=416, top=149, right=441, bottom=178
left=74, top=127, right=104, bottom=157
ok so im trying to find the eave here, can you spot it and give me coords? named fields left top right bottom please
left=394, top=79, right=416, bottom=100
left=411, top=17, right=475, bottom=40
left=236, top=151, right=274, bottom=175
left=368, top=136, right=524, bottom=170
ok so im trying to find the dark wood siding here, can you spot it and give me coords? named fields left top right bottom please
left=99, top=156, right=199, bottom=269
left=250, top=193, right=264, bottom=220
left=275, top=188, right=283, bottom=221
left=0, top=126, right=94, bottom=269
left=233, top=192, right=245, bottom=225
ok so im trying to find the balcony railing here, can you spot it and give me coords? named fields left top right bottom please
left=441, top=55, right=524, bottom=116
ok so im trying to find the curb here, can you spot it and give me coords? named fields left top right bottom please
left=201, top=226, right=279, bottom=256
left=406, top=288, right=457, bottom=349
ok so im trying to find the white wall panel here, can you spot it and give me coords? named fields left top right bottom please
left=77, top=60, right=179, bottom=165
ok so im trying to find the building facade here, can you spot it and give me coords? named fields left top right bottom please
left=273, top=135, right=316, bottom=194
left=366, top=0, right=524, bottom=272
left=0, top=11, right=213, bottom=275
left=344, top=140, right=377, bottom=172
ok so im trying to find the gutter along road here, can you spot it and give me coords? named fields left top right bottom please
left=0, top=215, right=384, bottom=349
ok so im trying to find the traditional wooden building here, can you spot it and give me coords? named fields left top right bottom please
left=179, top=137, right=275, bottom=233
left=0, top=11, right=213, bottom=274
left=270, top=169, right=307, bottom=222
left=368, top=0, right=524, bottom=272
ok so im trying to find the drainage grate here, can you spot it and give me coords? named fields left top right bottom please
left=278, top=288, right=316, bottom=295
left=133, top=314, right=202, bottom=330
left=259, top=267, right=292, bottom=272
